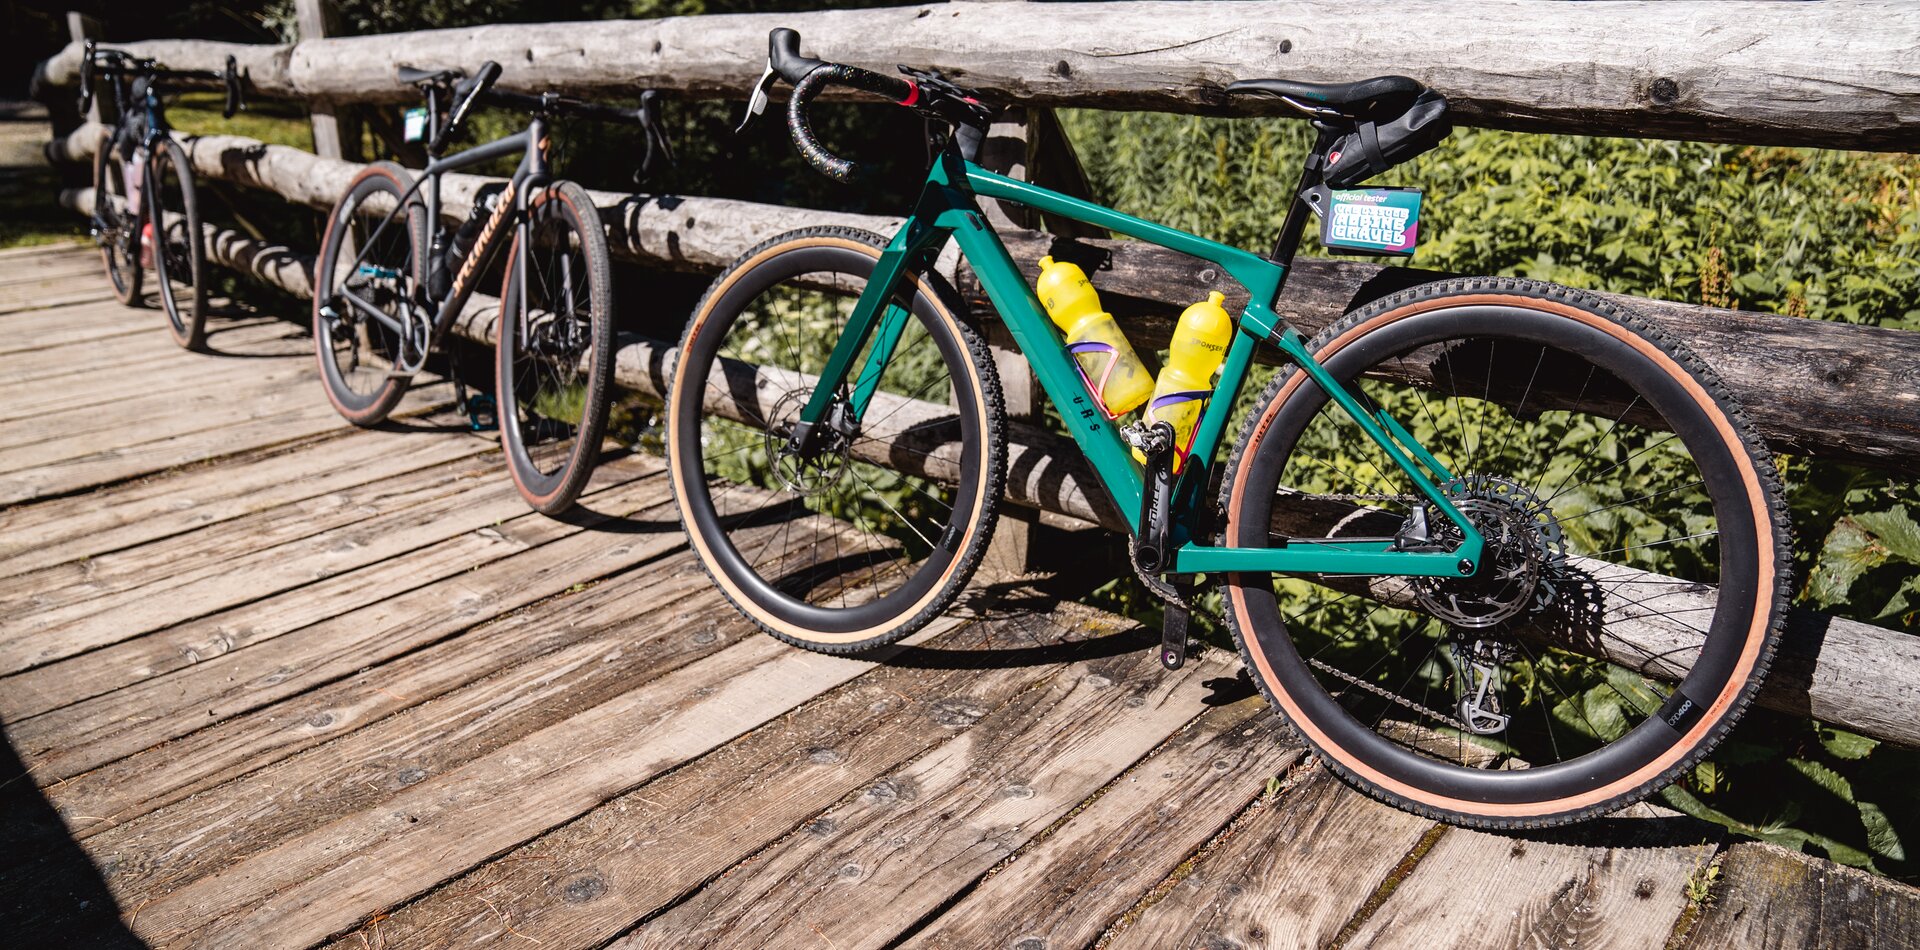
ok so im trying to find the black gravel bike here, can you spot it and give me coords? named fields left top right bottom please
left=312, top=61, right=671, bottom=513
left=79, top=40, right=244, bottom=350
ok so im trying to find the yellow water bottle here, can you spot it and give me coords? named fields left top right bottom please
left=1035, top=255, right=1152, bottom=416
left=1134, top=291, right=1233, bottom=470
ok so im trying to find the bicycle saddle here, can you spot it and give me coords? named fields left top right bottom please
left=397, top=65, right=460, bottom=87
left=1226, top=75, right=1423, bottom=122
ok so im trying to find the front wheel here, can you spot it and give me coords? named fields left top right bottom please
left=667, top=227, right=1006, bottom=654
left=147, top=138, right=207, bottom=350
left=91, top=130, right=141, bottom=306
left=1221, top=278, right=1789, bottom=828
left=496, top=180, right=615, bottom=515
left=312, top=161, right=425, bottom=426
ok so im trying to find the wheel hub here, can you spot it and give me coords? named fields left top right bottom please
left=763, top=389, right=852, bottom=497
left=1413, top=475, right=1565, bottom=628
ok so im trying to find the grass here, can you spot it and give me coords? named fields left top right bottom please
left=167, top=92, right=313, bottom=150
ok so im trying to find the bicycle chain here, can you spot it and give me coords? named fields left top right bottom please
left=1306, top=657, right=1472, bottom=734
left=1142, top=489, right=1470, bottom=732
left=1128, top=539, right=1188, bottom=608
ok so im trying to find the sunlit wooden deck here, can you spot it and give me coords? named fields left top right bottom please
left=0, top=242, right=1914, bottom=949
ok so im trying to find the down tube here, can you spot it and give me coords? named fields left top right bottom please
left=948, top=223, right=1145, bottom=528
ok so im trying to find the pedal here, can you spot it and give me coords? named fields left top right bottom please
left=464, top=393, right=498, bottom=432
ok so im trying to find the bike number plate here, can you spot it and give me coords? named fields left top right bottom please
left=403, top=108, right=428, bottom=143
left=1320, top=187, right=1423, bottom=257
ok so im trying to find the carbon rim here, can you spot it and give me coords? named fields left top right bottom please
left=499, top=187, right=608, bottom=506
left=671, top=236, right=991, bottom=640
left=316, top=171, right=416, bottom=415
left=1228, top=299, right=1769, bottom=812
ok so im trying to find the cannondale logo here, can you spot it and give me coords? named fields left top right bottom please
left=455, top=180, right=516, bottom=293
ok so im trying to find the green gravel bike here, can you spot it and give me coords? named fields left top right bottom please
left=666, top=28, right=1790, bottom=828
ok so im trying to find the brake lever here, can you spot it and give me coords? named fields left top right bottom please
left=736, top=61, right=779, bottom=134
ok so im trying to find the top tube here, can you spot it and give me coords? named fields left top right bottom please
left=956, top=161, right=1287, bottom=324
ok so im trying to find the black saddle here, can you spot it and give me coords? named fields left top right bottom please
left=1226, top=76, right=1423, bottom=123
left=397, top=65, right=461, bottom=87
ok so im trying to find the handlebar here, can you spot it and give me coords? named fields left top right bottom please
left=399, top=61, right=674, bottom=181
left=429, top=60, right=501, bottom=154
left=484, top=87, right=676, bottom=179
left=78, top=41, right=246, bottom=119
left=743, top=27, right=992, bottom=185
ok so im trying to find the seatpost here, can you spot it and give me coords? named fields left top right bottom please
left=1265, top=126, right=1341, bottom=303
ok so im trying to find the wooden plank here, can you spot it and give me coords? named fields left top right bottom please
left=48, top=489, right=830, bottom=870
left=1686, top=842, right=1920, bottom=949
left=0, top=241, right=93, bottom=263
left=621, top=604, right=1237, bottom=949
left=0, top=300, right=153, bottom=349
left=4, top=459, right=671, bottom=786
left=902, top=699, right=1304, bottom=950
left=35, top=2, right=1920, bottom=151
left=315, top=605, right=1133, bottom=950
left=0, top=378, right=451, bottom=505
left=0, top=343, right=312, bottom=425
left=0, top=442, right=501, bottom=720
left=120, top=619, right=968, bottom=948
left=0, top=315, right=284, bottom=387
left=68, top=554, right=742, bottom=920
left=0, top=281, right=119, bottom=315
left=1105, top=765, right=1437, bottom=950
left=1344, top=813, right=1718, bottom=948
left=0, top=416, right=484, bottom=580
left=4, top=464, right=661, bottom=756
left=0, top=448, right=531, bottom=674
left=0, top=298, right=153, bottom=341
left=0, top=328, right=321, bottom=461
left=0, top=362, right=327, bottom=462
left=0, top=439, right=498, bottom=613
left=0, top=246, right=99, bottom=279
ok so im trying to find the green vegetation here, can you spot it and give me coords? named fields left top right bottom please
left=167, top=92, right=312, bottom=150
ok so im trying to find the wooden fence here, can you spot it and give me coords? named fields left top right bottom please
left=28, top=1, right=1920, bottom=749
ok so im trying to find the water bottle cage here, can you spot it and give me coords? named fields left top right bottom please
left=1067, top=340, right=1131, bottom=420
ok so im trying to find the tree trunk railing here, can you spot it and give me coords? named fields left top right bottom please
left=49, top=124, right=1920, bottom=474
left=30, top=1, right=1920, bottom=152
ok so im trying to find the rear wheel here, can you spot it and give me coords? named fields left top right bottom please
left=667, top=227, right=1005, bottom=654
left=146, top=138, right=207, bottom=350
left=312, top=161, right=424, bottom=426
left=1221, top=278, right=1788, bottom=828
left=91, top=130, right=140, bottom=306
left=496, top=180, right=615, bottom=515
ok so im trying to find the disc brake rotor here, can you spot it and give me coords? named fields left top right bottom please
left=1413, top=474, right=1566, bottom=629
left=762, top=389, right=851, bottom=497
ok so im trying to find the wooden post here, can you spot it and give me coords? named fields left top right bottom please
left=293, top=0, right=359, bottom=161
left=39, top=12, right=105, bottom=190
left=67, top=12, right=104, bottom=124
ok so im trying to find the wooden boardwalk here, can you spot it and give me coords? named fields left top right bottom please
left=1, top=242, right=1915, bottom=949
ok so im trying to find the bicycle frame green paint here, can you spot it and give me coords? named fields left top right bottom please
left=797, top=146, right=1483, bottom=578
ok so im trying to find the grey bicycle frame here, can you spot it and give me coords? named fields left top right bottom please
left=333, top=116, right=551, bottom=349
